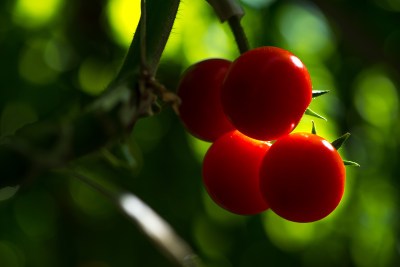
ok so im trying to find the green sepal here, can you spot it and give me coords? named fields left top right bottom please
left=331, top=132, right=350, bottom=150
left=343, top=160, right=360, bottom=167
left=311, top=120, right=317, bottom=135
left=305, top=108, right=327, bottom=121
left=312, top=90, right=330, bottom=98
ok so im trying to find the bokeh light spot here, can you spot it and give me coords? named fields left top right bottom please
left=276, top=4, right=335, bottom=60
left=19, top=39, right=59, bottom=85
left=133, top=116, right=169, bottom=152
left=78, top=58, right=116, bottom=96
left=202, top=189, right=245, bottom=226
left=13, top=190, right=57, bottom=239
left=13, top=0, right=63, bottom=28
left=262, top=211, right=319, bottom=251
left=192, top=216, right=233, bottom=258
left=164, top=0, right=236, bottom=64
left=351, top=178, right=397, bottom=267
left=354, top=69, right=398, bottom=127
left=0, top=241, right=24, bottom=267
left=186, top=134, right=212, bottom=163
left=44, top=38, right=76, bottom=72
left=106, top=0, right=140, bottom=47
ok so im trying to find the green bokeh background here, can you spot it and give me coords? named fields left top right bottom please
left=1, top=0, right=400, bottom=266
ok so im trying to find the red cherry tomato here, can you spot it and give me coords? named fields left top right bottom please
left=221, top=47, right=312, bottom=141
left=177, top=59, right=235, bottom=142
left=202, top=130, right=270, bottom=215
left=259, top=132, right=345, bottom=223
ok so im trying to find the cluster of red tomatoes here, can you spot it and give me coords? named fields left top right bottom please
left=177, top=47, right=346, bottom=223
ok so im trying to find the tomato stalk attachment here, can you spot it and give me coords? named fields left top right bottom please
left=69, top=167, right=201, bottom=267
left=206, top=0, right=249, bottom=54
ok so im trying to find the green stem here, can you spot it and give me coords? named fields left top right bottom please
left=118, top=0, right=180, bottom=78
left=228, top=15, right=250, bottom=54
left=205, top=0, right=248, bottom=54
left=69, top=167, right=117, bottom=201
left=140, top=0, right=147, bottom=70
left=0, top=0, right=181, bottom=188
left=69, top=168, right=201, bottom=267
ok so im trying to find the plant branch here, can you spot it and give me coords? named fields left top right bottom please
left=118, top=0, right=180, bottom=78
left=206, top=0, right=249, bottom=54
left=140, top=0, right=148, bottom=70
left=69, top=167, right=116, bottom=201
left=69, top=168, right=201, bottom=267
left=228, top=15, right=250, bottom=54
left=0, top=0, right=181, bottom=188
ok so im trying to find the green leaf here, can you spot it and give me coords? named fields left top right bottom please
left=117, top=0, right=180, bottom=79
left=304, top=108, right=327, bottom=121
left=343, top=160, right=360, bottom=167
left=312, top=90, right=330, bottom=98
left=311, top=120, right=317, bottom=135
left=331, top=132, right=350, bottom=150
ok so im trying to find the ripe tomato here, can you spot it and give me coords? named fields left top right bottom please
left=177, top=59, right=235, bottom=142
left=259, top=132, right=345, bottom=223
left=202, top=130, right=270, bottom=215
left=221, top=47, right=312, bottom=141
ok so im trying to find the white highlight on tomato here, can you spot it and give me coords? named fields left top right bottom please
left=290, top=56, right=303, bottom=68
left=322, top=139, right=334, bottom=151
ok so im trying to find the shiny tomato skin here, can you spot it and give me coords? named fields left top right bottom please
left=177, top=59, right=235, bottom=142
left=259, top=133, right=345, bottom=223
left=202, top=130, right=270, bottom=215
left=221, top=47, right=312, bottom=141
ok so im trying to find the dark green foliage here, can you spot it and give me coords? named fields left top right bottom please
left=0, top=0, right=399, bottom=266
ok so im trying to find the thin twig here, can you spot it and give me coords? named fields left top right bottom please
left=140, top=0, right=147, bottom=70
left=68, top=167, right=201, bottom=267
left=136, top=0, right=180, bottom=118
left=69, top=167, right=116, bottom=201
left=206, top=0, right=248, bottom=53
left=228, top=15, right=250, bottom=54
